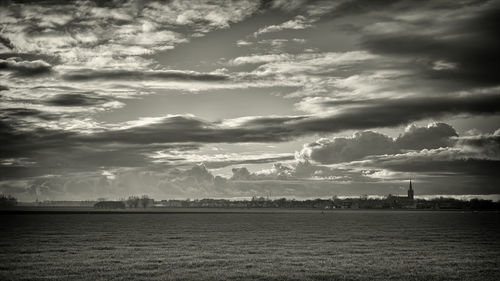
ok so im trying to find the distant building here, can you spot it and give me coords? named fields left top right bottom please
left=383, top=181, right=416, bottom=209
left=40, top=200, right=97, bottom=207
left=94, top=201, right=126, bottom=209
left=159, top=200, right=183, bottom=207
left=408, top=180, right=414, bottom=200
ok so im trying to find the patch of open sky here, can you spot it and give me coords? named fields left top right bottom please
left=95, top=87, right=301, bottom=123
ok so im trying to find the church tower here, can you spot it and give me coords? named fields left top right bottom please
left=407, top=180, right=414, bottom=200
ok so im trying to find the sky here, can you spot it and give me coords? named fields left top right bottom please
left=1, top=0, right=499, bottom=201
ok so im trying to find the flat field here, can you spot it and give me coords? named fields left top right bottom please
left=1, top=210, right=499, bottom=281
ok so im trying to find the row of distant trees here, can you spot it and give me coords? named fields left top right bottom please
left=94, top=195, right=153, bottom=209
left=125, top=195, right=153, bottom=208
left=0, top=194, right=17, bottom=207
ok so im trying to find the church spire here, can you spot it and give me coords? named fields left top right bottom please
left=408, top=180, right=414, bottom=200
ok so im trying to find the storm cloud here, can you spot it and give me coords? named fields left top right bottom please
left=0, top=58, right=52, bottom=77
left=62, top=69, right=229, bottom=82
left=44, top=93, right=111, bottom=107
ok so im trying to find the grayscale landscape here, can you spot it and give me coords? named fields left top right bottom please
left=1, top=0, right=500, bottom=280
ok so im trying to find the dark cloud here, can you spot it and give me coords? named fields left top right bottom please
left=62, top=69, right=229, bottom=82
left=456, top=130, right=500, bottom=160
left=0, top=127, right=202, bottom=180
left=62, top=143, right=200, bottom=170
left=299, top=123, right=459, bottom=164
left=0, top=53, right=61, bottom=65
left=1, top=108, right=59, bottom=121
left=359, top=1, right=500, bottom=87
left=325, top=0, right=404, bottom=18
left=395, top=123, right=458, bottom=150
left=0, top=35, right=14, bottom=49
left=0, top=85, right=9, bottom=91
left=0, top=116, right=210, bottom=178
left=0, top=120, right=72, bottom=160
left=299, top=93, right=500, bottom=134
left=79, top=115, right=296, bottom=144
left=0, top=58, right=52, bottom=77
left=374, top=156, right=500, bottom=178
left=300, top=131, right=397, bottom=164
left=44, top=92, right=110, bottom=107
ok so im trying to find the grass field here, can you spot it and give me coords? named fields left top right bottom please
left=1, top=211, right=499, bottom=281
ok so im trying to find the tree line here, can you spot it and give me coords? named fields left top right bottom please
left=0, top=194, right=17, bottom=207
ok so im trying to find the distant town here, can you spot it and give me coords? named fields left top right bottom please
left=2, top=181, right=500, bottom=210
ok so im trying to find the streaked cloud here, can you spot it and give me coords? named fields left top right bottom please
left=253, top=15, right=313, bottom=36
left=61, top=69, right=230, bottom=82
left=0, top=58, right=52, bottom=77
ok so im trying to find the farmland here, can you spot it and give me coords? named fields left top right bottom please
left=1, top=211, right=499, bottom=281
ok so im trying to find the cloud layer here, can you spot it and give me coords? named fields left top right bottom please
left=2, top=122, right=499, bottom=200
left=1, top=0, right=500, bottom=200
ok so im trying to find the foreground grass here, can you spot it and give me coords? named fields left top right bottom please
left=1, top=211, right=499, bottom=280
